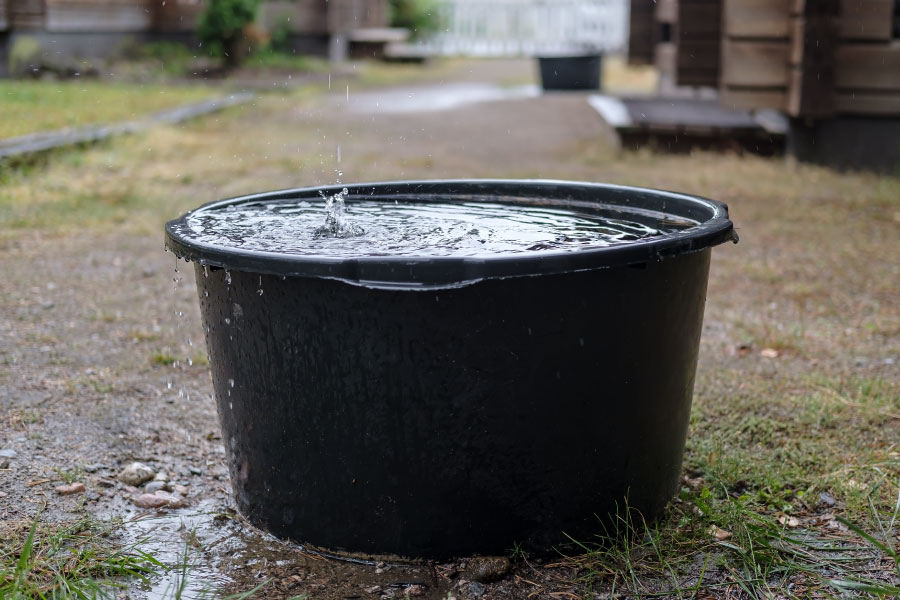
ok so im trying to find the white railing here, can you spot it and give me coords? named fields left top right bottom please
left=412, top=0, right=628, bottom=57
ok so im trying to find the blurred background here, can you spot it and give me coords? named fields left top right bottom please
left=2, top=0, right=900, bottom=170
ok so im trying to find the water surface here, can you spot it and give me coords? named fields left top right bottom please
left=183, top=194, right=695, bottom=258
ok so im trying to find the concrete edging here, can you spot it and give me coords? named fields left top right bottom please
left=0, top=92, right=254, bottom=160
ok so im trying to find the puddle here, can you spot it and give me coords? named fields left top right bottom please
left=118, top=500, right=448, bottom=599
left=348, top=82, right=539, bottom=114
left=119, top=500, right=239, bottom=598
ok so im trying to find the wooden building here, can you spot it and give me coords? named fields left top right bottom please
left=629, top=0, right=900, bottom=170
left=0, top=0, right=390, bottom=76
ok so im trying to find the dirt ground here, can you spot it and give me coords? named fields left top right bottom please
left=1, top=58, right=898, bottom=599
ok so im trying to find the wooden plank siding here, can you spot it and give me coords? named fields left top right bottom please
left=675, top=0, right=722, bottom=87
left=153, top=0, right=204, bottom=33
left=840, top=0, right=894, bottom=40
left=628, top=0, right=656, bottom=64
left=721, top=40, right=789, bottom=86
left=720, top=0, right=790, bottom=109
left=723, top=0, right=789, bottom=37
left=633, top=0, right=900, bottom=117
left=8, top=0, right=45, bottom=29
left=786, top=1, right=840, bottom=118
left=45, top=1, right=152, bottom=32
left=836, top=41, right=900, bottom=90
left=261, top=0, right=327, bottom=35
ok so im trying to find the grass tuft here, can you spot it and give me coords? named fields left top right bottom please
left=0, top=514, right=165, bottom=599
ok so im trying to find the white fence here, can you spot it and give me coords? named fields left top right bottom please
left=412, top=0, right=628, bottom=57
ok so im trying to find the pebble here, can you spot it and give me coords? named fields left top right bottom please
left=97, top=478, right=116, bottom=488
left=143, top=480, right=167, bottom=493
left=55, top=482, right=86, bottom=495
left=0, top=449, right=17, bottom=459
left=86, top=492, right=100, bottom=501
left=819, top=491, right=837, bottom=507
left=188, top=466, right=202, bottom=476
left=0, top=459, right=9, bottom=469
left=464, top=556, right=510, bottom=583
left=83, top=464, right=104, bottom=473
left=468, top=582, right=486, bottom=597
left=154, top=471, right=168, bottom=481
left=365, top=585, right=382, bottom=594
left=132, top=491, right=187, bottom=509
left=118, top=462, right=155, bottom=486
left=405, top=584, right=426, bottom=597
left=172, top=484, right=189, bottom=495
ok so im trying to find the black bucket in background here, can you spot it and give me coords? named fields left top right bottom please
left=538, top=55, right=602, bottom=91
left=165, top=180, right=736, bottom=559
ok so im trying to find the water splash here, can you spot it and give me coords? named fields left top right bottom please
left=313, top=187, right=365, bottom=238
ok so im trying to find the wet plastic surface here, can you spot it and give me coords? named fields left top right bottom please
left=538, top=56, right=603, bottom=91
left=165, top=180, right=735, bottom=290
left=166, top=180, right=735, bottom=559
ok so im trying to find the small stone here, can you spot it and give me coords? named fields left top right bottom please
left=97, top=478, right=116, bottom=488
left=173, top=484, right=189, bottom=495
left=55, top=482, right=86, bottom=495
left=154, top=471, right=168, bottom=481
left=83, top=464, right=103, bottom=473
left=374, top=568, right=384, bottom=574
left=365, top=585, right=382, bottom=594
left=132, top=491, right=187, bottom=509
left=819, top=491, right=837, bottom=507
left=188, top=466, right=202, bottom=476
left=86, top=492, right=100, bottom=501
left=0, top=449, right=17, bottom=459
left=760, top=348, right=779, bottom=359
left=0, top=459, right=9, bottom=469
left=406, top=584, right=426, bottom=597
left=464, top=556, right=510, bottom=583
left=144, top=480, right=166, bottom=493
left=118, top=462, right=155, bottom=486
left=468, top=582, right=485, bottom=597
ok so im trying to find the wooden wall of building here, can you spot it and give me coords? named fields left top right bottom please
left=720, top=0, right=900, bottom=117
left=632, top=0, right=900, bottom=118
left=2, top=0, right=387, bottom=36
left=260, top=0, right=327, bottom=35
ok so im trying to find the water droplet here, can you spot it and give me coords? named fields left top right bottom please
left=224, top=317, right=231, bottom=325
left=228, top=378, right=235, bottom=387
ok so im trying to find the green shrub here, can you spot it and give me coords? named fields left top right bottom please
left=197, top=0, right=260, bottom=66
left=9, top=36, right=42, bottom=77
left=389, top=0, right=443, bottom=41
left=268, top=16, right=293, bottom=55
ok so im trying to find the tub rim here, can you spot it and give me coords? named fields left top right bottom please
left=164, top=179, right=736, bottom=290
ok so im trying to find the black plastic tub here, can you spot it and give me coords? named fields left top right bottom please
left=538, top=55, right=602, bottom=90
left=165, top=180, right=736, bottom=559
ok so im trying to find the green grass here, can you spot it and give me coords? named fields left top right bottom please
left=243, top=50, right=328, bottom=73
left=0, top=516, right=165, bottom=599
left=0, top=81, right=217, bottom=139
left=558, top=482, right=900, bottom=599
